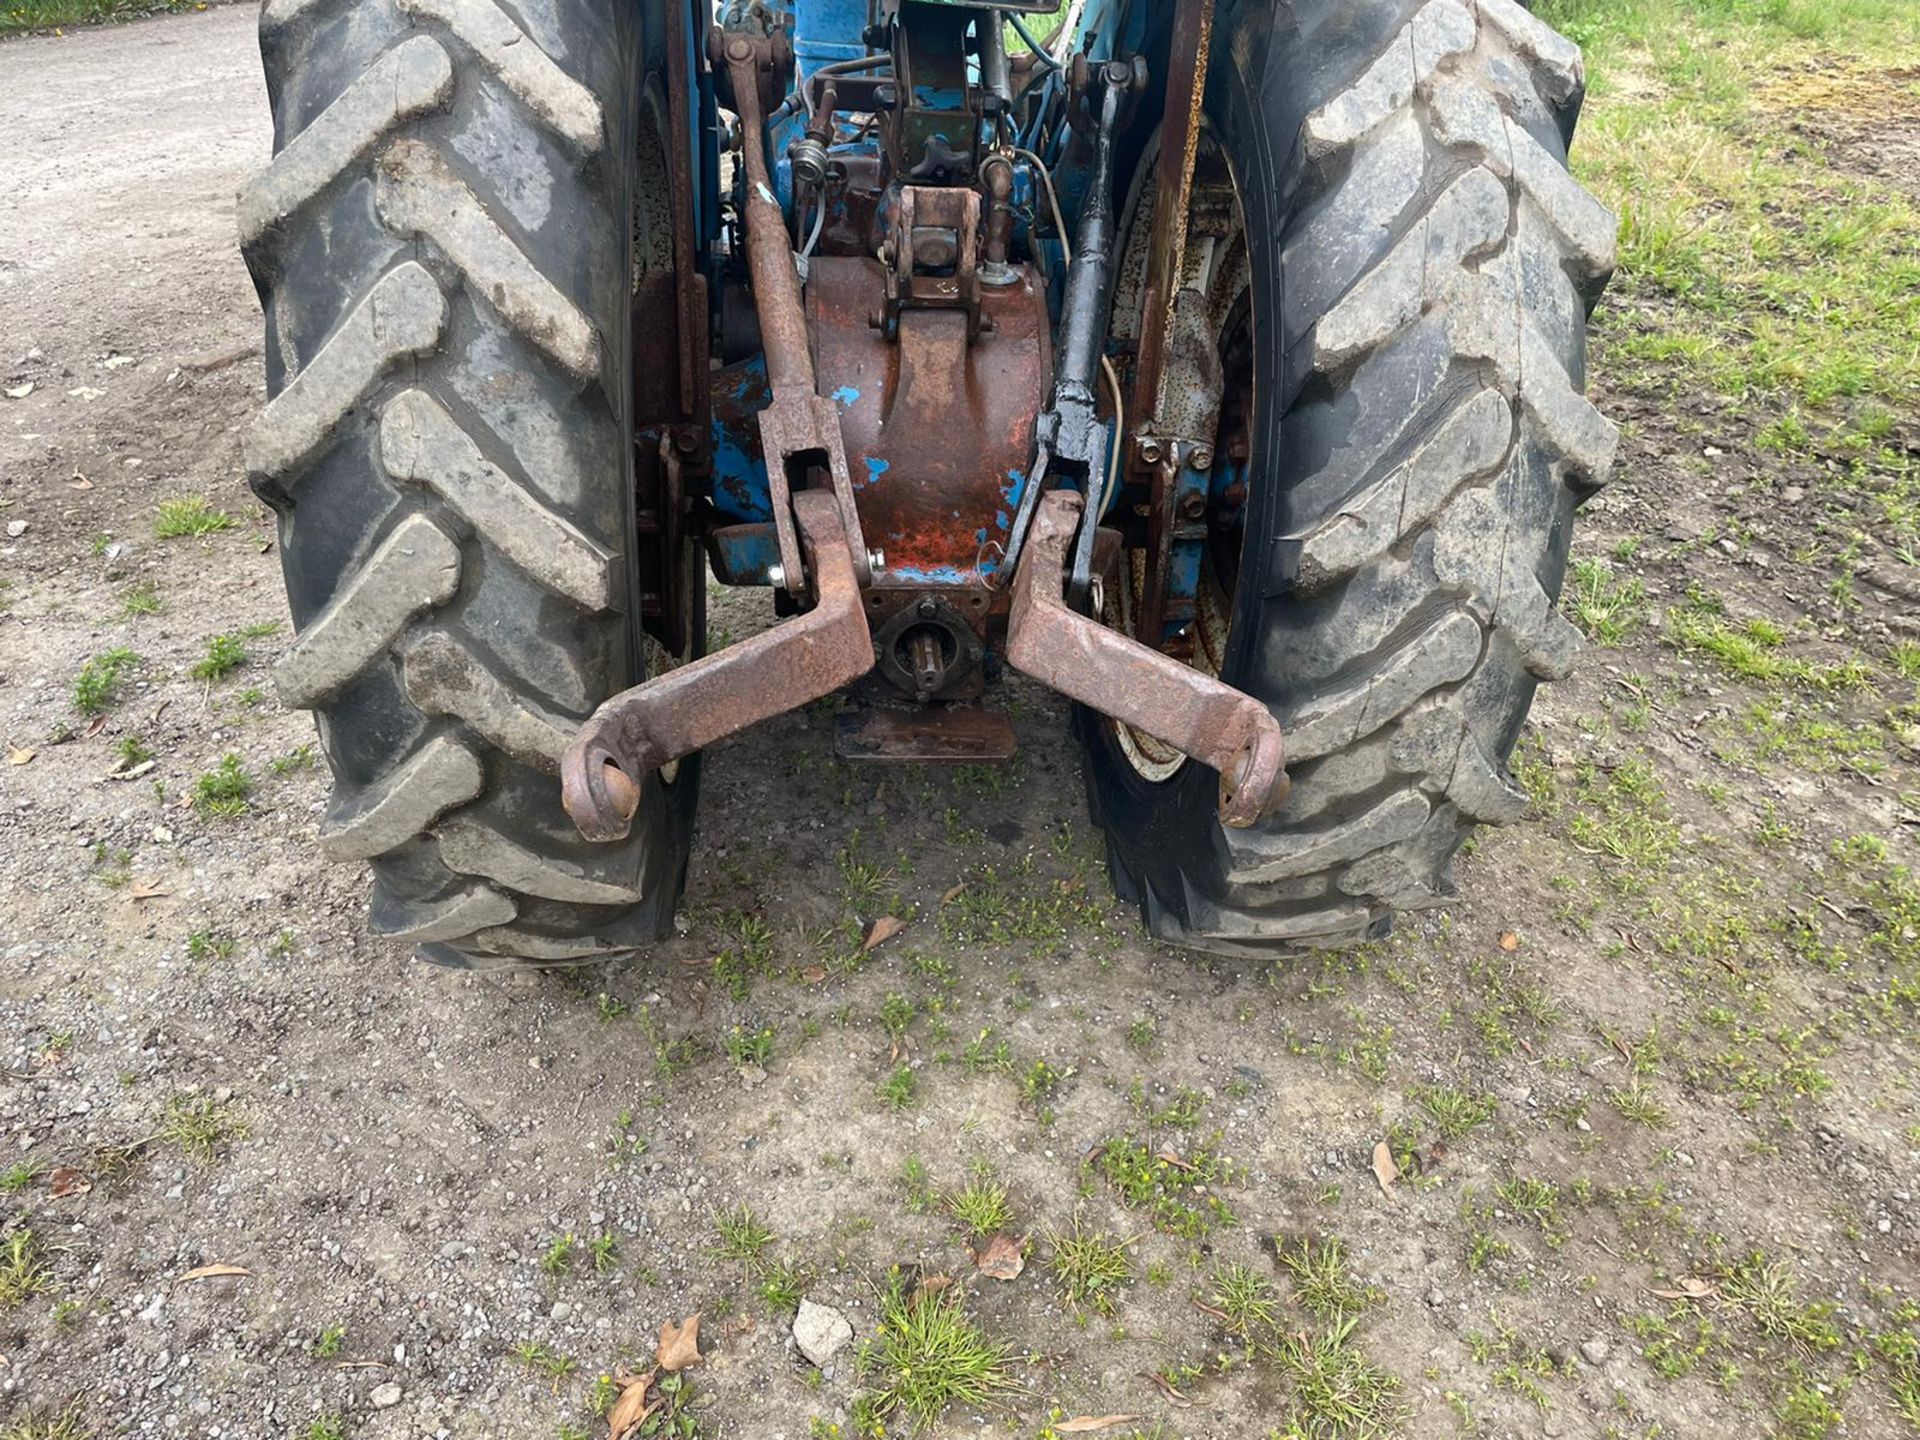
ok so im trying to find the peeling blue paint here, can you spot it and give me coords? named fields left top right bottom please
left=829, top=384, right=861, bottom=409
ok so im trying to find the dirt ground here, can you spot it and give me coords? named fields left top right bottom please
left=2, top=7, right=1917, bottom=1440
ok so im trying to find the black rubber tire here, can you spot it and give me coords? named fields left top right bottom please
left=240, top=0, right=696, bottom=968
left=1087, top=0, right=1618, bottom=953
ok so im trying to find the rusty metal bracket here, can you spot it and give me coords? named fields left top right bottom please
left=716, top=28, right=872, bottom=598
left=562, top=490, right=875, bottom=841
left=1005, top=490, right=1288, bottom=827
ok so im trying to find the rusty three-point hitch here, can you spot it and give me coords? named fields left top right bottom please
left=561, top=491, right=874, bottom=841
left=1004, top=490, right=1288, bottom=828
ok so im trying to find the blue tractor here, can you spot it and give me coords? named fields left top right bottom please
left=241, top=0, right=1616, bottom=967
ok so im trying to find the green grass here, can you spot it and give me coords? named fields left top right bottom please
left=859, top=1274, right=1016, bottom=1431
left=153, top=494, right=236, bottom=539
left=0, top=1229, right=52, bottom=1308
left=160, top=1093, right=247, bottom=1162
left=1278, top=1315, right=1402, bottom=1437
left=1046, top=1223, right=1132, bottom=1313
left=945, top=1169, right=1013, bottom=1238
left=73, top=646, right=138, bottom=714
left=193, top=754, right=253, bottom=817
left=1722, top=1256, right=1842, bottom=1351
left=0, top=1402, right=89, bottom=1440
left=1206, top=1262, right=1281, bottom=1341
left=0, top=0, right=207, bottom=33
left=1410, top=1084, right=1498, bottom=1142
left=1567, top=558, right=1647, bottom=645
left=711, top=1203, right=775, bottom=1267
left=191, top=632, right=249, bottom=682
left=1277, top=1237, right=1382, bottom=1320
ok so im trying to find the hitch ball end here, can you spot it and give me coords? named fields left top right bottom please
left=561, top=736, right=645, bottom=843
left=1219, top=728, right=1290, bottom=828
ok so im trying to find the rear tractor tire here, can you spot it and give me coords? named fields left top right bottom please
left=1088, top=0, right=1619, bottom=953
left=240, top=0, right=697, bottom=968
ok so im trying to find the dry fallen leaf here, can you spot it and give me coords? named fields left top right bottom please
left=129, top=879, right=170, bottom=901
left=939, top=883, right=967, bottom=905
left=798, top=964, right=828, bottom=985
left=67, top=473, right=93, bottom=491
left=1143, top=1371, right=1193, bottom=1407
left=655, top=1314, right=701, bottom=1372
left=911, top=1272, right=953, bottom=1307
left=606, top=1363, right=659, bottom=1440
left=1498, top=930, right=1520, bottom=952
left=1646, top=1276, right=1716, bottom=1301
left=1371, top=1140, right=1399, bottom=1201
left=82, top=714, right=107, bottom=738
left=7, top=747, right=33, bottom=766
left=862, top=915, right=906, bottom=951
left=178, top=1263, right=250, bottom=1283
left=48, top=1166, right=90, bottom=1199
left=110, top=759, right=157, bottom=781
left=1056, top=1417, right=1141, bottom=1434
left=971, top=1232, right=1025, bottom=1282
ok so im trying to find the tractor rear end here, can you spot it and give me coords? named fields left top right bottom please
left=242, top=0, right=1617, bottom=967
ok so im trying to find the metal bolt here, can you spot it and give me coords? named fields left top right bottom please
left=1180, top=493, right=1207, bottom=521
left=1138, top=436, right=1163, bottom=465
left=767, top=564, right=786, bottom=589
left=1189, top=445, right=1213, bottom=470
left=673, top=427, right=701, bottom=454
left=917, top=597, right=938, bottom=618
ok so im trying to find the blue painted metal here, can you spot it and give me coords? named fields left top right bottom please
left=710, top=524, right=785, bottom=584
left=709, top=356, right=773, bottom=524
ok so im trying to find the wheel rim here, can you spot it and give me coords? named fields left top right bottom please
left=1105, top=123, right=1252, bottom=784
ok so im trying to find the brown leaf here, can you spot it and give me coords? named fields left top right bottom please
left=971, top=1232, right=1025, bottom=1282
left=862, top=915, right=906, bottom=951
left=1056, top=1417, right=1141, bottom=1434
left=606, top=1364, right=659, bottom=1440
left=1646, top=1276, right=1716, bottom=1301
left=83, top=715, right=107, bottom=738
left=178, top=1263, right=250, bottom=1283
left=129, top=879, right=170, bottom=901
left=799, top=965, right=828, bottom=985
left=939, top=883, right=967, bottom=905
left=911, top=1272, right=953, bottom=1307
left=48, top=1166, right=90, bottom=1198
left=67, top=473, right=93, bottom=491
left=1143, top=1372, right=1193, bottom=1408
left=6, top=747, right=33, bottom=766
left=1370, top=1141, right=1399, bottom=1201
left=656, top=1314, right=701, bottom=1372
left=1498, top=930, right=1520, bottom=952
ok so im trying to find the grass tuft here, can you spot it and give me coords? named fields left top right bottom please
left=153, top=495, right=235, bottom=539
left=859, top=1272, right=1016, bottom=1431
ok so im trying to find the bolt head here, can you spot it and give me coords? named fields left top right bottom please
left=1190, top=445, right=1213, bottom=470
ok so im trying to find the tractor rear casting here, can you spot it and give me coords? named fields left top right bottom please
left=241, top=0, right=1618, bottom=967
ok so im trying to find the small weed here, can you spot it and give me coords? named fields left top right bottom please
left=877, top=1064, right=916, bottom=1109
left=1609, top=1079, right=1670, bottom=1128
left=121, top=582, right=164, bottom=617
left=0, top=1229, right=53, bottom=1307
left=73, top=646, right=138, bottom=714
left=541, top=1234, right=577, bottom=1276
left=511, top=1339, right=577, bottom=1381
left=1411, top=1085, right=1497, bottom=1141
left=1278, top=1236, right=1381, bottom=1319
left=758, top=1256, right=811, bottom=1314
left=270, top=744, right=314, bottom=775
left=1206, top=1261, right=1280, bottom=1341
left=1047, top=1223, right=1132, bottom=1313
left=859, top=1271, right=1016, bottom=1431
left=946, top=1169, right=1013, bottom=1238
left=154, top=495, right=235, bottom=539
left=191, top=632, right=248, bottom=682
left=193, top=754, right=253, bottom=817
left=1, top=1401, right=90, bottom=1440
left=311, top=1325, right=346, bottom=1358
left=1722, top=1256, right=1841, bottom=1351
left=1279, top=1315, right=1401, bottom=1436
left=159, top=1093, right=247, bottom=1162
left=1, top=1160, right=47, bottom=1193
left=711, top=1204, right=775, bottom=1267
left=185, top=929, right=236, bottom=961
left=1125, top=1017, right=1160, bottom=1058
left=724, top=1024, right=775, bottom=1067
left=587, top=1234, right=619, bottom=1273
left=300, top=1418, right=346, bottom=1440
left=1567, top=558, right=1646, bottom=645
left=113, top=734, right=151, bottom=767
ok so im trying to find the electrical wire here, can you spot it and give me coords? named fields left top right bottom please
left=1012, top=145, right=1069, bottom=266
left=799, top=191, right=826, bottom=258
left=1007, top=12, right=1063, bottom=69
left=1097, top=354, right=1125, bottom=521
